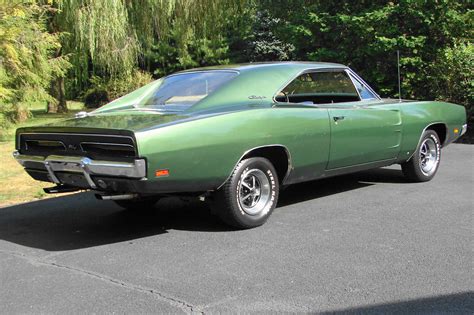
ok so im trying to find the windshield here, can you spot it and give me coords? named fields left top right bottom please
left=136, top=71, right=238, bottom=111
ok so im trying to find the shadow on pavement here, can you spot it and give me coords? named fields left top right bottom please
left=351, top=167, right=408, bottom=184
left=278, top=167, right=407, bottom=207
left=0, top=167, right=406, bottom=251
left=321, top=291, right=474, bottom=314
left=0, top=192, right=229, bottom=251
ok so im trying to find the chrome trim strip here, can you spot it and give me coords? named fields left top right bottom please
left=75, top=111, right=89, bottom=118
left=326, top=157, right=396, bottom=172
left=346, top=68, right=381, bottom=100
left=17, top=132, right=135, bottom=139
left=168, top=69, right=240, bottom=77
left=81, top=159, right=97, bottom=188
left=345, top=70, right=381, bottom=102
left=13, top=151, right=146, bottom=189
left=323, top=158, right=396, bottom=178
left=80, top=142, right=135, bottom=148
left=44, top=161, right=60, bottom=184
left=217, top=144, right=293, bottom=190
left=345, top=70, right=363, bottom=101
left=17, top=132, right=135, bottom=151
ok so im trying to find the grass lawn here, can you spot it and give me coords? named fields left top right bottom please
left=0, top=101, right=84, bottom=206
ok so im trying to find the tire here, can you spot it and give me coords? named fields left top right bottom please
left=113, top=196, right=160, bottom=210
left=401, top=130, right=441, bottom=182
left=212, top=157, right=279, bottom=229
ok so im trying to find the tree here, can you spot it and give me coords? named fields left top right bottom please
left=430, top=41, right=473, bottom=125
left=243, top=10, right=295, bottom=62
left=0, top=1, right=69, bottom=125
left=50, top=0, right=249, bottom=107
left=261, top=1, right=472, bottom=99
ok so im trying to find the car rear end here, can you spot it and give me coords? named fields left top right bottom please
left=13, top=127, right=147, bottom=193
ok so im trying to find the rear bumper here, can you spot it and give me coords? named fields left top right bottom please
left=13, top=151, right=146, bottom=189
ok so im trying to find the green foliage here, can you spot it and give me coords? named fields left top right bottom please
left=83, top=70, right=152, bottom=108
left=57, top=0, right=140, bottom=84
left=56, top=0, right=248, bottom=97
left=242, top=10, right=295, bottom=62
left=138, top=0, right=250, bottom=77
left=430, top=41, right=474, bottom=124
left=263, top=1, right=472, bottom=99
left=1, top=0, right=472, bottom=131
left=148, top=37, right=231, bottom=77
left=0, top=1, right=70, bottom=125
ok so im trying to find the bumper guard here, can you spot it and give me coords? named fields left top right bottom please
left=13, top=151, right=146, bottom=189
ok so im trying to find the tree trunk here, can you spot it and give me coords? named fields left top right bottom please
left=47, top=77, right=68, bottom=113
left=47, top=80, right=58, bottom=113
left=57, top=77, right=68, bottom=113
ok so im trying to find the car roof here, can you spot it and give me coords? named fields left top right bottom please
left=178, top=62, right=352, bottom=113
left=178, top=61, right=347, bottom=74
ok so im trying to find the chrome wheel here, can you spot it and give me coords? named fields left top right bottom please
left=419, top=138, right=438, bottom=176
left=238, top=169, right=271, bottom=216
left=213, top=157, right=279, bottom=228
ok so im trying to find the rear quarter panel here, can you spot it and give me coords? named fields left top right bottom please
left=135, top=107, right=330, bottom=193
left=398, top=101, right=466, bottom=161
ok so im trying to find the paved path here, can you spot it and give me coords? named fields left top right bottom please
left=1, top=144, right=472, bottom=313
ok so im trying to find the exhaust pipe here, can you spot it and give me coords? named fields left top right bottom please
left=44, top=185, right=80, bottom=194
left=95, top=193, right=138, bottom=201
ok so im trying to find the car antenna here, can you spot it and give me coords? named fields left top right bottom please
left=397, top=50, right=402, bottom=102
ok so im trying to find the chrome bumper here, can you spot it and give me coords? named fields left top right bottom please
left=460, top=124, right=467, bottom=136
left=13, top=151, right=146, bottom=189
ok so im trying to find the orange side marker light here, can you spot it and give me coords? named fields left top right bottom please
left=155, top=169, right=169, bottom=177
left=454, top=128, right=459, bottom=134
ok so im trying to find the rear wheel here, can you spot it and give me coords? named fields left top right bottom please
left=212, top=157, right=279, bottom=229
left=113, top=196, right=160, bottom=210
left=401, top=130, right=441, bottom=182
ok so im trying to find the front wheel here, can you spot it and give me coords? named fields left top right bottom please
left=401, top=130, right=441, bottom=182
left=212, top=157, right=279, bottom=229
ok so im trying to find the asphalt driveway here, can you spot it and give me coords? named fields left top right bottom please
left=1, top=144, right=472, bottom=314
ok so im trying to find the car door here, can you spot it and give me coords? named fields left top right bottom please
left=273, top=68, right=402, bottom=174
left=326, top=71, right=402, bottom=169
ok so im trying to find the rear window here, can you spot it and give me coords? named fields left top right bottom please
left=137, top=71, right=238, bottom=111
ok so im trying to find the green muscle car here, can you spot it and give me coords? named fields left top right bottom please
left=14, top=62, right=467, bottom=228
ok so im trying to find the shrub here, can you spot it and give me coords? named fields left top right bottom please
left=0, top=103, right=31, bottom=138
left=0, top=2, right=69, bottom=122
left=83, top=89, right=110, bottom=109
left=430, top=41, right=473, bottom=125
left=83, top=70, right=153, bottom=108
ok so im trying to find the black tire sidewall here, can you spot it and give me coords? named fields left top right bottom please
left=224, top=157, right=279, bottom=228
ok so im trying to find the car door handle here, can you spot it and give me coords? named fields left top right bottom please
left=333, top=116, right=345, bottom=122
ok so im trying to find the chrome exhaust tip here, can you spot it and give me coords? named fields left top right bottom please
left=43, top=185, right=80, bottom=194
left=95, top=193, right=138, bottom=201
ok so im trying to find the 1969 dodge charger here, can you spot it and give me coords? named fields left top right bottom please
left=14, top=62, right=467, bottom=228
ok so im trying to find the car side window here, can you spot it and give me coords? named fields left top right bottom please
left=348, top=73, right=377, bottom=100
left=275, top=70, right=361, bottom=104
